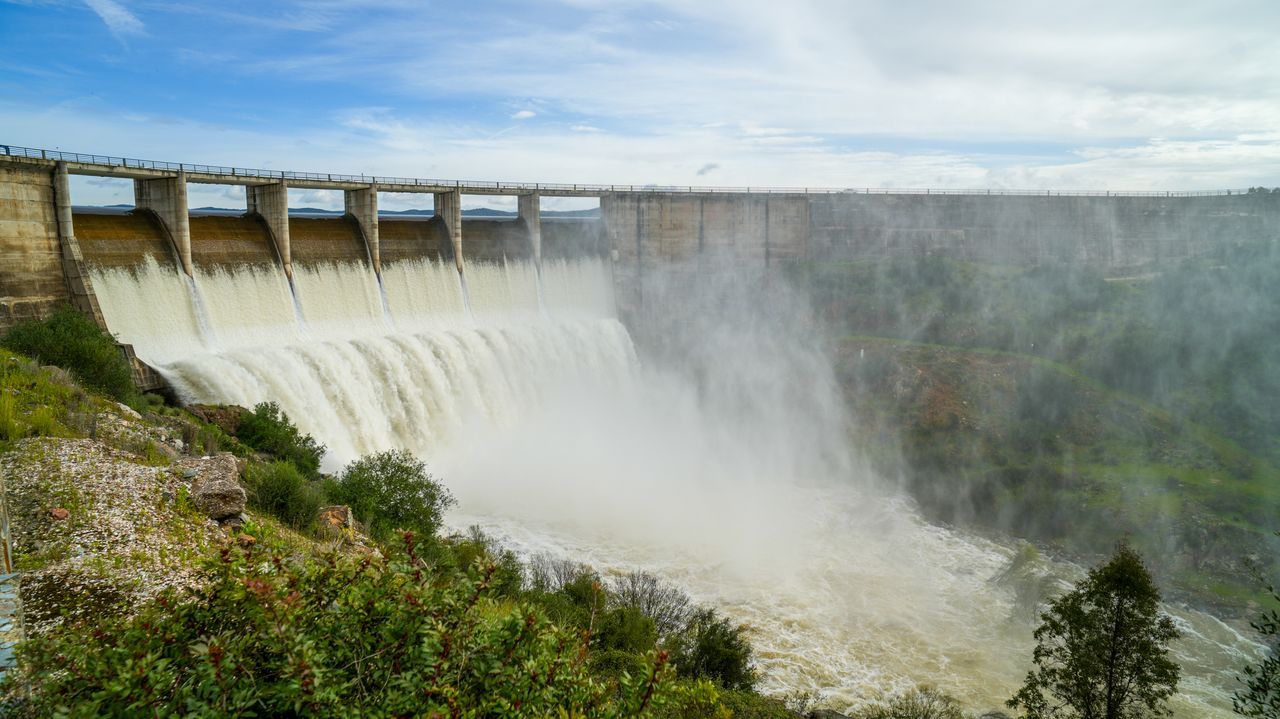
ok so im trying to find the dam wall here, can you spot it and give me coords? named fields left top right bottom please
left=2, top=149, right=1278, bottom=343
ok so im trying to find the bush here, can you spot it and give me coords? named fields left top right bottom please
left=668, top=608, right=756, bottom=691
left=244, top=460, right=326, bottom=530
left=598, top=606, right=659, bottom=655
left=860, top=686, right=965, bottom=719
left=235, top=402, right=325, bottom=477
left=7, top=535, right=682, bottom=717
left=1, top=306, right=136, bottom=403
left=611, top=571, right=693, bottom=638
left=328, top=449, right=454, bottom=542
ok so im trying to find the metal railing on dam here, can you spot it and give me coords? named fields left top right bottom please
left=0, top=144, right=1257, bottom=198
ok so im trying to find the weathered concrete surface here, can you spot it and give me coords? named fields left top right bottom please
left=344, top=186, right=379, bottom=272
left=378, top=216, right=453, bottom=264
left=53, top=163, right=106, bottom=329
left=805, top=192, right=1280, bottom=268
left=518, top=193, right=541, bottom=264
left=133, top=172, right=191, bottom=275
left=0, top=163, right=70, bottom=331
left=542, top=218, right=606, bottom=260
left=433, top=190, right=462, bottom=272
left=288, top=216, right=369, bottom=266
left=460, top=219, right=531, bottom=263
left=75, top=210, right=177, bottom=269
left=189, top=215, right=278, bottom=268
left=246, top=181, right=290, bottom=276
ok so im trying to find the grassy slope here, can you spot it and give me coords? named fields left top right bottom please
left=837, top=334, right=1279, bottom=614
left=800, top=251, right=1280, bottom=614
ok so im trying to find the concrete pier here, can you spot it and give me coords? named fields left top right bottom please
left=133, top=172, right=192, bottom=275
left=53, top=163, right=106, bottom=328
left=344, top=185, right=379, bottom=273
left=247, top=181, right=291, bottom=277
left=518, top=193, right=541, bottom=265
left=434, top=189, right=463, bottom=273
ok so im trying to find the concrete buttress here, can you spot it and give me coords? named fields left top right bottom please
left=434, top=190, right=463, bottom=274
left=247, top=181, right=291, bottom=277
left=518, top=193, right=541, bottom=266
left=133, top=171, right=192, bottom=275
left=344, top=185, right=380, bottom=273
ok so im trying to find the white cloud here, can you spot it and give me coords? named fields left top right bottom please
left=83, top=0, right=143, bottom=38
left=511, top=110, right=536, bottom=120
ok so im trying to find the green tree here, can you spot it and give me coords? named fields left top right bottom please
left=1, top=305, right=136, bottom=403
left=668, top=608, right=757, bottom=691
left=1234, top=583, right=1280, bottom=717
left=235, top=401, right=325, bottom=477
left=1008, top=545, right=1181, bottom=719
left=328, top=449, right=454, bottom=541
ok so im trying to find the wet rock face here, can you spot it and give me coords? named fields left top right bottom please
left=189, top=453, right=247, bottom=520
left=186, top=404, right=248, bottom=437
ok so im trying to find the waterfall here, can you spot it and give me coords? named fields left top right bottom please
left=85, top=254, right=1254, bottom=717
left=89, top=256, right=634, bottom=466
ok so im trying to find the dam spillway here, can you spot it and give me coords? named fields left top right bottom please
left=0, top=148, right=1270, bottom=714
left=89, top=252, right=630, bottom=465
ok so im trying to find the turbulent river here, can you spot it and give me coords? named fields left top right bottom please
left=90, top=255, right=1259, bottom=716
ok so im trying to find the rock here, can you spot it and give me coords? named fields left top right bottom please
left=40, top=365, right=75, bottom=386
left=49, top=507, right=70, bottom=521
left=979, top=712, right=1014, bottom=719
left=317, top=505, right=355, bottom=540
left=116, top=402, right=142, bottom=421
left=182, top=468, right=199, bottom=480
left=809, top=711, right=852, bottom=719
left=186, top=404, right=248, bottom=436
left=189, top=453, right=247, bottom=520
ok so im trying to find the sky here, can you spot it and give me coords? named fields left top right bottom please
left=2, top=0, right=1279, bottom=210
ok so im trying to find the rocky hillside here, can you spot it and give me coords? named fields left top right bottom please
left=838, top=336, right=1280, bottom=616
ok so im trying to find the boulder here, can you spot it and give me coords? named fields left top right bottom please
left=186, top=404, right=249, bottom=436
left=809, top=711, right=852, bottom=719
left=317, top=505, right=356, bottom=540
left=189, top=453, right=247, bottom=521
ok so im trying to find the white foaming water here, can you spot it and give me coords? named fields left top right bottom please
left=88, top=254, right=1255, bottom=716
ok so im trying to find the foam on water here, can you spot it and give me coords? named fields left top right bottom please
left=87, top=253, right=1258, bottom=716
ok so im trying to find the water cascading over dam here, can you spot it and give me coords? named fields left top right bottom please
left=3, top=151, right=1274, bottom=716
left=79, top=233, right=1254, bottom=716
left=90, top=252, right=631, bottom=465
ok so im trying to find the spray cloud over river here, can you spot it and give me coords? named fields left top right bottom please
left=88, top=255, right=1256, bottom=715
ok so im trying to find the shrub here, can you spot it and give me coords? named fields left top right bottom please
left=244, top=460, right=326, bottom=530
left=611, top=570, right=693, bottom=637
left=0, top=306, right=136, bottom=403
left=598, top=606, right=659, bottom=655
left=328, top=449, right=454, bottom=542
left=860, top=686, right=965, bottom=719
left=235, top=401, right=325, bottom=476
left=668, top=608, right=757, bottom=691
left=7, top=535, right=681, bottom=717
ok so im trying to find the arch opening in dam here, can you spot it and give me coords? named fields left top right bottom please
left=1, top=147, right=1275, bottom=714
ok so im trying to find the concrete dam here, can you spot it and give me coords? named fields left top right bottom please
left=0, top=146, right=1270, bottom=712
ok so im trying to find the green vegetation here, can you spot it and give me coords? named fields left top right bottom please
left=1, top=306, right=137, bottom=404
left=327, top=449, right=454, bottom=542
left=860, top=686, right=965, bottom=719
left=812, top=251, right=1280, bottom=612
left=243, top=460, right=326, bottom=530
left=1234, top=576, right=1280, bottom=716
left=6, top=531, right=710, bottom=718
left=668, top=607, right=757, bottom=691
left=235, top=401, right=326, bottom=477
left=1009, top=545, right=1180, bottom=719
